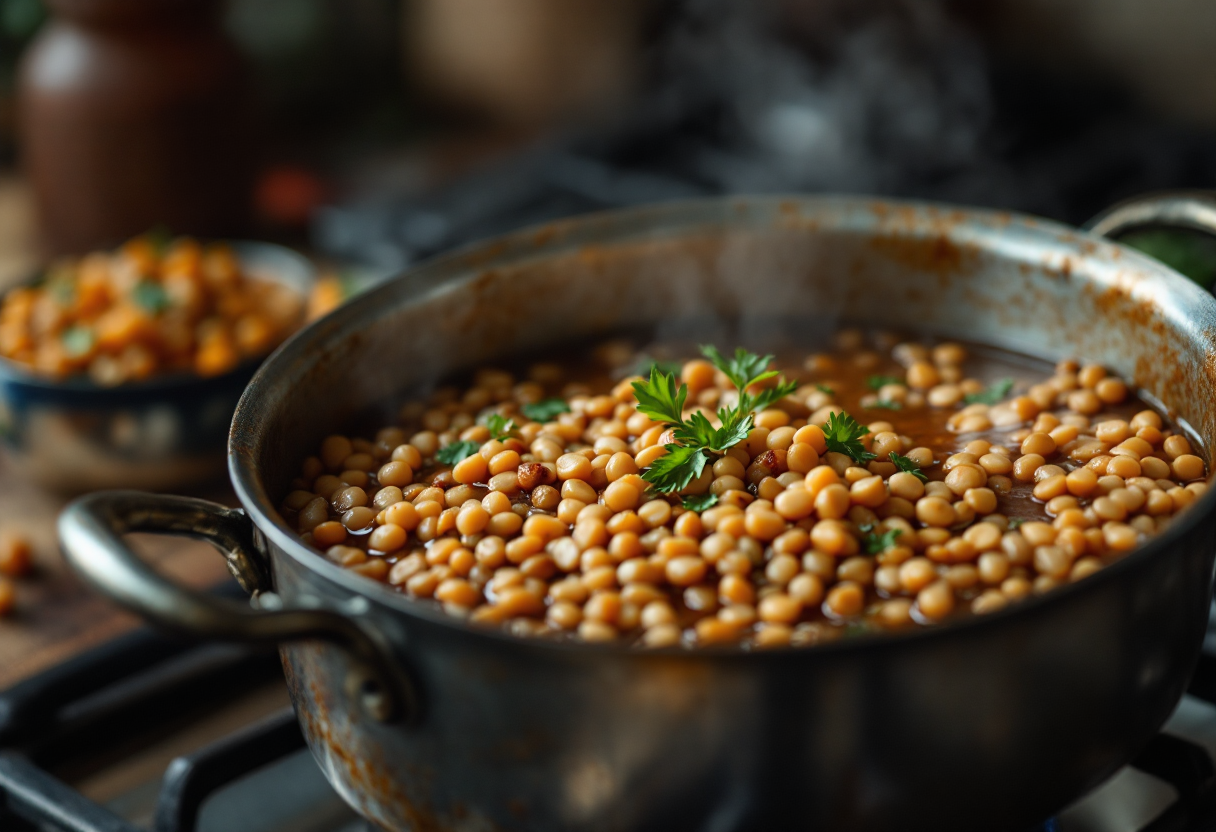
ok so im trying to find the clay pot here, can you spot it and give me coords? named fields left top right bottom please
left=17, top=0, right=256, bottom=255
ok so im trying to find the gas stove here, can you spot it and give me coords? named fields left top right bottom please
left=1, top=584, right=1213, bottom=832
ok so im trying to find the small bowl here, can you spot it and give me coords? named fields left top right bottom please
left=0, top=241, right=316, bottom=492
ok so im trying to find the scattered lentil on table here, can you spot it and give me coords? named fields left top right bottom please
left=0, top=532, right=32, bottom=578
left=0, top=234, right=303, bottom=384
left=278, top=331, right=1210, bottom=649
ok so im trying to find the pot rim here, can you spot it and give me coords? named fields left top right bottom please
left=229, top=193, right=1216, bottom=659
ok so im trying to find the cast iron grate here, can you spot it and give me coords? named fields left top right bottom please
left=0, top=614, right=1212, bottom=832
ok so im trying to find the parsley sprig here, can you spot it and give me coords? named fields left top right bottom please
left=889, top=452, right=928, bottom=481
left=823, top=412, right=877, bottom=465
left=630, top=346, right=797, bottom=494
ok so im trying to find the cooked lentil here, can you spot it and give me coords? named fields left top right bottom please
left=0, top=532, right=32, bottom=578
left=280, top=332, right=1210, bottom=649
left=0, top=234, right=303, bottom=384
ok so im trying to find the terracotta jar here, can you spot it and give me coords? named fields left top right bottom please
left=17, top=0, right=255, bottom=255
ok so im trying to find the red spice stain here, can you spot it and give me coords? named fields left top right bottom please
left=531, top=226, right=557, bottom=248
left=287, top=645, right=456, bottom=832
left=867, top=233, right=976, bottom=278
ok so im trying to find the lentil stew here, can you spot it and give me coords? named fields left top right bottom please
left=278, top=331, right=1210, bottom=650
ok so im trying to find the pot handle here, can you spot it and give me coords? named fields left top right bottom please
left=1084, top=190, right=1216, bottom=240
left=58, top=491, right=416, bottom=724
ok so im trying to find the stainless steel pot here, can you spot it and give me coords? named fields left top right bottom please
left=59, top=194, right=1216, bottom=831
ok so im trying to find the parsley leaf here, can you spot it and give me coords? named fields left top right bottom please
left=711, top=407, right=753, bottom=451
left=861, top=526, right=902, bottom=555
left=963, top=378, right=1014, bottom=406
left=682, top=493, right=719, bottom=512
left=436, top=440, right=480, bottom=465
left=749, top=379, right=800, bottom=413
left=1008, top=517, right=1026, bottom=530
left=643, top=444, right=709, bottom=493
left=867, top=375, right=904, bottom=390
left=889, top=452, right=928, bottom=481
left=520, top=398, right=570, bottom=422
left=632, top=366, right=687, bottom=426
left=815, top=384, right=835, bottom=396
left=485, top=414, right=517, bottom=441
left=701, top=345, right=779, bottom=393
left=823, top=412, right=876, bottom=465
left=868, top=399, right=902, bottom=410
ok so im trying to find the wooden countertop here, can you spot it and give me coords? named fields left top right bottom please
left=0, top=176, right=234, bottom=689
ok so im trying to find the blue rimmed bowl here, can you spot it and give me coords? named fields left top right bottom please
left=0, top=241, right=316, bottom=492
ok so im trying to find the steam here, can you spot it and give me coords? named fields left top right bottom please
left=637, top=0, right=994, bottom=196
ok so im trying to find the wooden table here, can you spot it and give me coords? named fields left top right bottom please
left=0, top=176, right=233, bottom=689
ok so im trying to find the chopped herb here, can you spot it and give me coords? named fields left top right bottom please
left=60, top=325, right=95, bottom=358
left=435, top=440, right=480, bottom=465
left=131, top=281, right=169, bottom=314
left=632, top=365, right=688, bottom=427
left=815, top=384, right=835, bottom=396
left=520, top=398, right=570, bottom=422
left=867, top=375, right=904, bottom=391
left=682, top=493, right=719, bottom=512
left=868, top=399, right=902, bottom=410
left=485, top=414, right=517, bottom=441
left=630, top=347, right=797, bottom=494
left=823, top=411, right=877, bottom=465
left=963, top=378, right=1014, bottom=406
left=860, top=526, right=902, bottom=555
left=1008, top=517, right=1026, bottom=530
left=889, top=452, right=928, bottom=482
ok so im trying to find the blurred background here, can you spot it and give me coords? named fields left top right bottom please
left=0, top=6, right=1213, bottom=830
left=0, top=0, right=1211, bottom=276
left=0, top=0, right=1212, bottom=288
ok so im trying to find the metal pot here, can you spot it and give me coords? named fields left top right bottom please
left=59, top=194, right=1216, bottom=831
